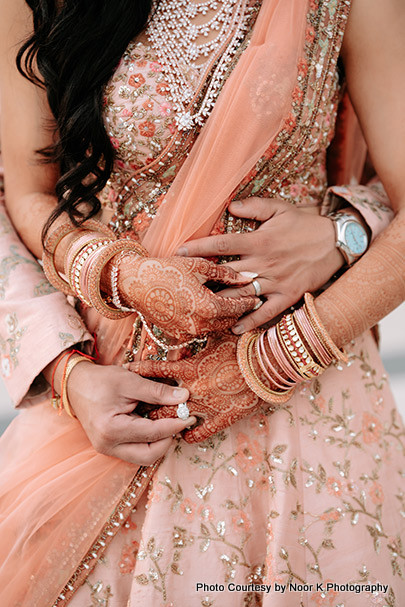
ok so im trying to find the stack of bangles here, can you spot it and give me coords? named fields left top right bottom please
left=237, top=293, right=348, bottom=404
left=42, top=219, right=148, bottom=320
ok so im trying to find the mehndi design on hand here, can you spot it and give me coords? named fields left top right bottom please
left=132, top=332, right=262, bottom=443
left=117, top=255, right=257, bottom=340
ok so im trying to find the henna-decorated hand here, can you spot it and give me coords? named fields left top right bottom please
left=132, top=332, right=262, bottom=443
left=118, top=255, right=257, bottom=340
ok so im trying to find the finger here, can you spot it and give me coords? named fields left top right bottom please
left=216, top=283, right=257, bottom=298
left=220, top=259, right=262, bottom=274
left=183, top=413, right=230, bottom=443
left=176, top=232, right=254, bottom=258
left=218, top=277, right=275, bottom=298
left=211, top=292, right=258, bottom=318
left=232, top=294, right=291, bottom=334
left=148, top=405, right=178, bottom=421
left=195, top=258, right=258, bottom=286
left=125, top=372, right=189, bottom=405
left=112, top=436, right=174, bottom=466
left=228, top=197, right=288, bottom=221
left=112, top=413, right=197, bottom=444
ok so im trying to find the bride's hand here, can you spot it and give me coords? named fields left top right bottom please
left=132, top=332, right=262, bottom=443
left=117, top=255, right=258, bottom=340
left=176, top=197, right=344, bottom=333
left=63, top=360, right=196, bottom=465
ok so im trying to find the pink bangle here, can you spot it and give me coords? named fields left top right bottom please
left=279, top=315, right=322, bottom=380
left=64, top=232, right=105, bottom=277
left=87, top=239, right=148, bottom=320
left=304, top=293, right=348, bottom=364
left=257, top=332, right=295, bottom=389
left=294, top=306, right=331, bottom=367
left=237, top=332, right=294, bottom=405
left=42, top=219, right=116, bottom=295
left=267, top=326, right=303, bottom=383
left=70, top=241, right=110, bottom=304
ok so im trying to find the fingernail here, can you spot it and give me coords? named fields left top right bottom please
left=176, top=246, right=188, bottom=256
left=240, top=271, right=258, bottom=280
left=173, top=388, right=189, bottom=400
left=233, top=324, right=244, bottom=334
left=232, top=200, right=243, bottom=207
left=185, top=416, right=197, bottom=428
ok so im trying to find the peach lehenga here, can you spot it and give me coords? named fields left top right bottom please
left=0, top=1, right=404, bottom=606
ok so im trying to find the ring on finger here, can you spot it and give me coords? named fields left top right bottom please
left=252, top=279, right=262, bottom=297
left=177, top=402, right=190, bottom=420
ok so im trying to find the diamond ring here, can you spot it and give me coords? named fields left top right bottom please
left=177, top=402, right=190, bottom=420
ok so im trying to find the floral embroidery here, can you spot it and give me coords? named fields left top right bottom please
left=235, top=432, right=263, bottom=472
left=362, top=412, right=383, bottom=444
left=0, top=313, right=26, bottom=378
left=119, top=540, right=140, bottom=574
left=0, top=244, right=54, bottom=300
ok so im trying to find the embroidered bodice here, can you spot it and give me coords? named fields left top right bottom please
left=99, top=1, right=345, bottom=242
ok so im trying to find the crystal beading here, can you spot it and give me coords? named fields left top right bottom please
left=146, top=0, right=256, bottom=129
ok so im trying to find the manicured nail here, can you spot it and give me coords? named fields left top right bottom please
left=232, top=200, right=244, bottom=207
left=173, top=388, right=189, bottom=400
left=176, top=246, right=188, bottom=256
left=240, top=271, right=258, bottom=280
left=232, top=324, right=244, bottom=334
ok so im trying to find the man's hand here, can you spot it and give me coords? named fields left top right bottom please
left=177, top=198, right=343, bottom=333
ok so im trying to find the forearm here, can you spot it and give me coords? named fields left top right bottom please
left=315, top=208, right=405, bottom=346
left=4, top=190, right=82, bottom=267
left=5, top=192, right=57, bottom=259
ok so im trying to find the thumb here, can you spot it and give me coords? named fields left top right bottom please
left=126, top=369, right=189, bottom=406
left=228, top=197, right=288, bottom=222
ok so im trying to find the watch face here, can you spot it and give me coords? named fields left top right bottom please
left=344, top=221, right=368, bottom=255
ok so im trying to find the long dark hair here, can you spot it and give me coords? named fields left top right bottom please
left=17, top=1, right=154, bottom=239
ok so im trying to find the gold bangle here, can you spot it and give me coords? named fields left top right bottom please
left=42, top=219, right=116, bottom=295
left=304, top=293, right=348, bottom=364
left=277, top=316, right=322, bottom=380
left=61, top=355, right=93, bottom=418
left=87, top=239, right=148, bottom=320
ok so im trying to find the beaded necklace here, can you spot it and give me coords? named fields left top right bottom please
left=146, top=0, right=257, bottom=130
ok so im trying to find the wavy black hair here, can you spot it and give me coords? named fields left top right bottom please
left=17, top=0, right=154, bottom=240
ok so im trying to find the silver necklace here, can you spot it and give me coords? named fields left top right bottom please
left=146, top=0, right=254, bottom=130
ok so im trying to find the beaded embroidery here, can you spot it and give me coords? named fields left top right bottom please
left=52, top=463, right=160, bottom=607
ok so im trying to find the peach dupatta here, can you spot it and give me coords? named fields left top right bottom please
left=0, top=2, right=322, bottom=605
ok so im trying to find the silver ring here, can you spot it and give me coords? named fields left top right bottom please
left=177, top=402, right=190, bottom=420
left=252, top=279, right=262, bottom=297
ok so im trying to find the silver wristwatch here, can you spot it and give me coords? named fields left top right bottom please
left=328, top=212, right=369, bottom=266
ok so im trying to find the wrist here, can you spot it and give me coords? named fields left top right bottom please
left=322, top=214, right=347, bottom=271
left=43, top=349, right=74, bottom=387
left=65, top=358, right=95, bottom=417
left=100, top=252, right=140, bottom=306
left=328, top=209, right=370, bottom=266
